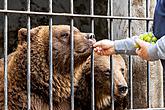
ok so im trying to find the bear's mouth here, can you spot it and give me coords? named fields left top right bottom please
left=97, top=96, right=111, bottom=109
left=75, top=39, right=96, bottom=54
left=75, top=46, right=92, bottom=53
left=96, top=95, right=118, bottom=109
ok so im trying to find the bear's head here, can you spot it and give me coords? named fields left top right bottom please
left=18, top=25, right=96, bottom=73
left=75, top=54, right=128, bottom=110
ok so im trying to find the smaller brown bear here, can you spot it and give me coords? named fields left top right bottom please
left=75, top=54, right=128, bottom=110
left=0, top=25, right=96, bottom=110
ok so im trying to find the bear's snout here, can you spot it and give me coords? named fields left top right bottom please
left=86, top=33, right=96, bottom=46
left=85, top=33, right=95, bottom=39
left=118, top=85, right=128, bottom=96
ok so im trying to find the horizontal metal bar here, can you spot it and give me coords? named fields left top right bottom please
left=128, top=108, right=165, bottom=110
left=0, top=9, right=153, bottom=21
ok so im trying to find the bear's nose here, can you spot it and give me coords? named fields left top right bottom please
left=118, top=85, right=128, bottom=94
left=86, top=33, right=95, bottom=39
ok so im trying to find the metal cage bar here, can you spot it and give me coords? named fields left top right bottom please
left=107, top=0, right=115, bottom=110
left=90, top=0, right=95, bottom=110
left=128, top=0, right=133, bottom=109
left=70, top=0, right=74, bottom=109
left=145, top=0, right=151, bottom=108
left=27, top=0, right=31, bottom=109
left=4, top=0, right=8, bottom=109
left=110, top=44, right=114, bottom=110
left=0, top=9, right=153, bottom=21
left=49, top=0, right=53, bottom=110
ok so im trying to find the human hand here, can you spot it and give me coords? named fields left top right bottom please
left=135, top=32, right=157, bottom=48
left=93, top=39, right=115, bottom=56
left=135, top=39, right=151, bottom=60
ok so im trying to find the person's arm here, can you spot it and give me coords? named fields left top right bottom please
left=114, top=36, right=139, bottom=55
left=93, top=34, right=165, bottom=60
left=93, top=36, right=139, bottom=56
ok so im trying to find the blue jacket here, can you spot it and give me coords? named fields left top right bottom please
left=153, top=0, right=165, bottom=72
left=153, top=0, right=165, bottom=39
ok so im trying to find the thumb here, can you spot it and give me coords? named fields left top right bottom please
left=135, top=39, right=146, bottom=47
left=93, top=41, right=102, bottom=48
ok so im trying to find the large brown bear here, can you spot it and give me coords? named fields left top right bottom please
left=0, top=25, right=96, bottom=110
left=75, top=54, right=128, bottom=110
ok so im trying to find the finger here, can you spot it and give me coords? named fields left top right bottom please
left=135, top=39, right=148, bottom=47
left=94, top=47, right=102, bottom=54
left=94, top=48, right=98, bottom=52
left=135, top=39, right=151, bottom=47
left=136, top=48, right=140, bottom=55
left=94, top=47, right=102, bottom=52
left=93, top=41, right=103, bottom=48
left=95, top=50, right=102, bottom=55
left=136, top=48, right=144, bottom=59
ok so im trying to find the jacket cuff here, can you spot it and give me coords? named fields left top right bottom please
left=147, top=45, right=159, bottom=61
left=114, top=38, right=137, bottom=55
left=114, top=40, right=127, bottom=54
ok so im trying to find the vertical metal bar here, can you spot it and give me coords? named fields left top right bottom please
left=128, top=0, right=133, bottom=109
left=90, top=0, right=95, bottom=110
left=27, top=0, right=31, bottom=110
left=107, top=0, right=110, bottom=38
left=128, top=30, right=133, bottom=109
left=110, top=46, right=114, bottom=110
left=4, top=0, right=8, bottom=109
left=70, top=0, right=74, bottom=110
left=49, top=0, right=53, bottom=110
left=90, top=49, right=95, bottom=110
left=107, top=0, right=114, bottom=110
left=146, top=0, right=151, bottom=108
left=147, top=54, right=151, bottom=108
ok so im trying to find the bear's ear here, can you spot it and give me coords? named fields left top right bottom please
left=18, top=27, right=41, bottom=45
left=18, top=28, right=27, bottom=45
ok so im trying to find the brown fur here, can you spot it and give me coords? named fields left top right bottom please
left=0, top=25, right=96, bottom=110
left=75, top=54, right=128, bottom=110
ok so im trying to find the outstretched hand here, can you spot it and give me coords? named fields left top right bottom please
left=93, top=39, right=115, bottom=56
left=135, top=39, right=151, bottom=60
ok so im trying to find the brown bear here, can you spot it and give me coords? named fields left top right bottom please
left=0, top=25, right=96, bottom=110
left=75, top=54, right=128, bottom=110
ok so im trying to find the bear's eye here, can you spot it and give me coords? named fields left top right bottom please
left=121, top=68, right=125, bottom=75
left=61, top=33, right=69, bottom=37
